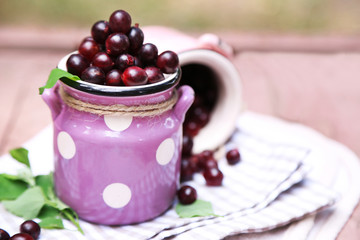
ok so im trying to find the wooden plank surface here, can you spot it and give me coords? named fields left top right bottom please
left=0, top=27, right=359, bottom=239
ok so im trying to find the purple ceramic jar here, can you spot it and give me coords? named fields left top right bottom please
left=42, top=54, right=194, bottom=225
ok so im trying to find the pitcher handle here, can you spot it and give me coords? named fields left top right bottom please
left=174, top=85, right=194, bottom=122
left=42, top=83, right=62, bottom=120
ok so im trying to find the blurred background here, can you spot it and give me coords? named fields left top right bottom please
left=1, top=0, right=360, bottom=34
left=1, top=2, right=360, bottom=239
left=1, top=0, right=360, bottom=155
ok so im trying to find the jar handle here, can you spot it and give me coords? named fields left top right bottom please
left=42, top=83, right=62, bottom=120
left=174, top=85, right=194, bottom=122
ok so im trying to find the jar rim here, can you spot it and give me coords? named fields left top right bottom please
left=58, top=52, right=181, bottom=97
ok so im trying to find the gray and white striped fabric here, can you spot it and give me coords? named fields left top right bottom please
left=0, top=114, right=338, bottom=240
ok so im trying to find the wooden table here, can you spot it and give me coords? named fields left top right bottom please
left=1, top=27, right=359, bottom=239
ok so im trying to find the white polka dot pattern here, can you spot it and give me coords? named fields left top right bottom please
left=104, top=115, right=133, bottom=132
left=57, top=131, right=76, bottom=159
left=156, top=138, right=175, bottom=165
left=103, top=183, right=132, bottom=209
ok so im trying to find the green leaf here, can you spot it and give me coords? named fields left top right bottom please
left=54, top=198, right=70, bottom=211
left=39, top=68, right=80, bottom=95
left=39, top=217, right=64, bottom=229
left=2, top=148, right=84, bottom=234
left=16, top=168, right=35, bottom=187
left=35, top=173, right=55, bottom=200
left=2, top=186, right=46, bottom=219
left=9, top=147, right=30, bottom=168
left=35, top=173, right=84, bottom=233
left=62, top=208, right=84, bottom=234
left=38, top=205, right=61, bottom=219
left=0, top=174, right=28, bottom=200
left=175, top=199, right=218, bottom=218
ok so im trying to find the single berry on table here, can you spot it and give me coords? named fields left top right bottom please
left=0, top=229, right=10, bottom=240
left=144, top=66, right=164, bottom=84
left=128, top=24, right=144, bottom=54
left=105, top=33, right=130, bottom=56
left=226, top=149, right=241, bottom=165
left=109, top=9, right=132, bottom=33
left=92, top=52, right=114, bottom=72
left=138, top=43, right=158, bottom=65
left=106, top=69, right=123, bottom=86
left=66, top=53, right=89, bottom=76
left=91, top=20, right=111, bottom=44
left=177, top=185, right=197, bottom=205
left=115, top=54, right=135, bottom=71
left=156, top=51, right=179, bottom=74
left=81, top=66, right=106, bottom=85
left=121, top=66, right=148, bottom=86
left=78, top=37, right=100, bottom=60
left=19, top=220, right=40, bottom=240
left=9, top=233, right=33, bottom=240
left=203, top=167, right=223, bottom=186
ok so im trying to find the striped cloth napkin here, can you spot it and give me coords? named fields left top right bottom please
left=0, top=112, right=338, bottom=240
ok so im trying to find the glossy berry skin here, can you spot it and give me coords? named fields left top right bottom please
left=191, top=106, right=210, bottom=127
left=9, top=233, right=33, bottom=240
left=226, top=149, right=241, bottom=165
left=138, top=43, right=158, bottom=65
left=128, top=25, right=144, bottom=54
left=92, top=52, right=114, bottom=72
left=121, top=66, right=148, bottom=86
left=66, top=53, right=89, bottom=76
left=78, top=37, right=100, bottom=60
left=0, top=229, right=10, bottom=240
left=116, top=54, right=135, bottom=71
left=203, top=157, right=218, bottom=170
left=201, top=150, right=214, bottom=159
left=81, top=66, right=105, bottom=85
left=133, top=56, right=143, bottom=67
left=181, top=135, right=193, bottom=157
left=203, top=167, right=223, bottom=186
left=183, top=121, right=200, bottom=138
left=188, top=155, right=200, bottom=172
left=105, top=33, right=130, bottom=56
left=180, top=159, right=194, bottom=182
left=156, top=51, right=179, bottom=74
left=106, top=69, right=123, bottom=86
left=144, top=66, right=164, bottom=84
left=91, top=20, right=111, bottom=44
left=177, top=185, right=197, bottom=205
left=197, top=150, right=214, bottom=170
left=20, top=220, right=40, bottom=240
left=109, top=10, right=132, bottom=33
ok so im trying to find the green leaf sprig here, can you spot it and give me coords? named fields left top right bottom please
left=175, top=199, right=219, bottom=218
left=0, top=147, right=84, bottom=234
left=39, top=68, right=80, bottom=95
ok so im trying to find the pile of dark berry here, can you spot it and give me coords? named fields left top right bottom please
left=178, top=138, right=241, bottom=204
left=66, top=9, right=179, bottom=86
left=177, top=65, right=242, bottom=205
left=0, top=220, right=40, bottom=240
